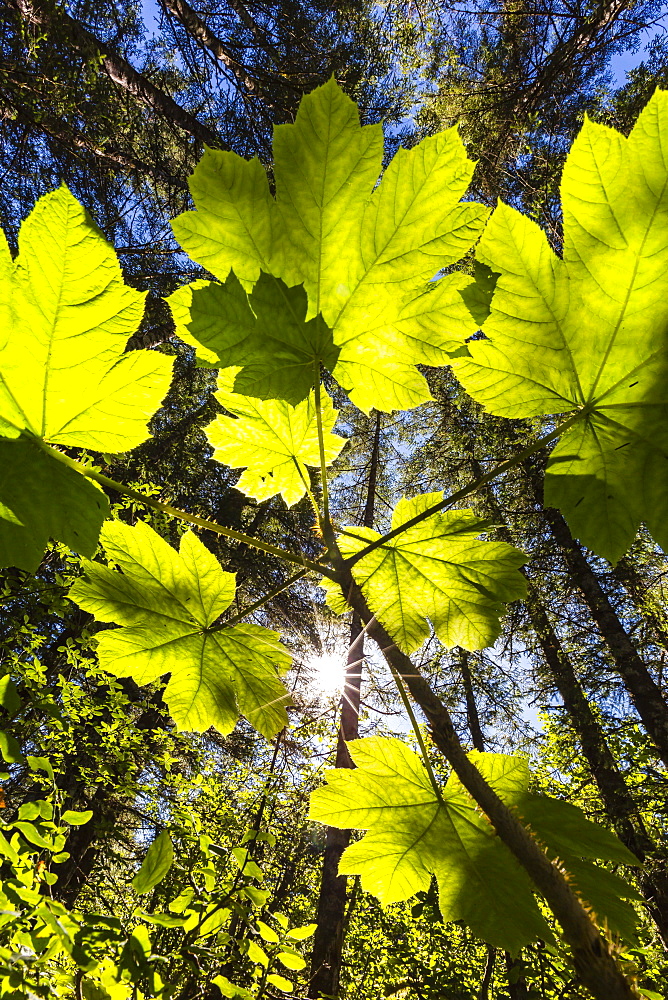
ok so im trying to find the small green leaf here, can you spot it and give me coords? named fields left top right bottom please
left=0, top=729, right=21, bottom=763
left=61, top=809, right=93, bottom=826
left=277, top=951, right=306, bottom=971
left=266, top=973, right=293, bottom=992
left=0, top=677, right=21, bottom=716
left=139, top=910, right=189, bottom=928
left=132, top=830, right=174, bottom=894
left=230, top=847, right=264, bottom=880
left=13, top=821, right=54, bottom=850
left=246, top=938, right=269, bottom=967
left=213, top=975, right=254, bottom=1000
left=26, top=755, right=53, bottom=778
left=256, top=920, right=279, bottom=943
left=286, top=923, right=317, bottom=940
left=0, top=830, right=19, bottom=864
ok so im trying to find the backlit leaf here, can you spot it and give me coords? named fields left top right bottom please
left=0, top=186, right=173, bottom=569
left=310, top=738, right=639, bottom=951
left=68, top=521, right=292, bottom=738
left=452, top=90, right=668, bottom=562
left=168, top=272, right=338, bottom=406
left=325, top=494, right=526, bottom=652
left=132, top=830, right=174, bottom=894
left=206, top=369, right=345, bottom=506
left=171, top=79, right=487, bottom=413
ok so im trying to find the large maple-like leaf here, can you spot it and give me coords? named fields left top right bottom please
left=170, top=78, right=487, bottom=412
left=0, top=187, right=174, bottom=570
left=69, top=521, right=292, bottom=738
left=309, top=738, right=640, bottom=953
left=452, top=90, right=668, bottom=562
left=167, top=272, right=339, bottom=406
left=206, top=370, right=345, bottom=506
left=325, top=494, right=526, bottom=652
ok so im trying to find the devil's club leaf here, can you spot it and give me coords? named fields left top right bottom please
left=310, top=738, right=640, bottom=952
left=69, top=521, right=291, bottom=738
left=206, top=370, right=345, bottom=506
left=132, top=831, right=174, bottom=894
left=452, top=91, right=668, bottom=562
left=325, top=494, right=526, bottom=652
left=170, top=78, right=487, bottom=412
left=0, top=186, right=173, bottom=569
left=0, top=438, right=109, bottom=573
left=168, top=272, right=339, bottom=405
left=310, top=738, right=551, bottom=952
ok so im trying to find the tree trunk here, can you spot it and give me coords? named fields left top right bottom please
left=524, top=462, right=668, bottom=768
left=5, top=0, right=223, bottom=147
left=544, top=504, right=668, bottom=768
left=309, top=412, right=381, bottom=999
left=525, top=579, right=668, bottom=946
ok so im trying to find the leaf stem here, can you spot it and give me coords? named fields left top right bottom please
left=387, top=657, right=445, bottom=806
left=346, top=408, right=587, bottom=568
left=313, top=365, right=332, bottom=545
left=40, top=442, right=334, bottom=579
left=207, top=569, right=308, bottom=632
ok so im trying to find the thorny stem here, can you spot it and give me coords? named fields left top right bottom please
left=41, top=441, right=333, bottom=579
left=346, top=408, right=588, bottom=568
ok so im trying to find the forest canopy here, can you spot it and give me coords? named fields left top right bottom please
left=2, top=3, right=668, bottom=1000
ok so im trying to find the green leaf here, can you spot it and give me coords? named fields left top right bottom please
left=325, top=494, right=526, bottom=652
left=276, top=951, right=306, bottom=971
left=452, top=90, right=668, bottom=562
left=256, top=920, right=279, bottom=944
left=310, top=737, right=551, bottom=953
left=0, top=729, right=21, bottom=763
left=206, top=369, right=345, bottom=506
left=139, top=910, right=189, bottom=928
left=266, top=974, right=293, bottom=993
left=171, top=79, right=487, bottom=413
left=310, top=738, right=639, bottom=952
left=246, top=938, right=269, bottom=967
left=213, top=976, right=254, bottom=1000
left=168, top=272, right=339, bottom=405
left=0, top=677, right=21, bottom=716
left=26, top=754, right=54, bottom=779
left=68, top=520, right=292, bottom=738
left=132, top=830, right=174, bottom=894
left=0, top=186, right=173, bottom=569
left=285, top=923, right=317, bottom=941
left=0, top=438, right=110, bottom=573
left=13, top=821, right=55, bottom=850
left=61, top=809, right=93, bottom=826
